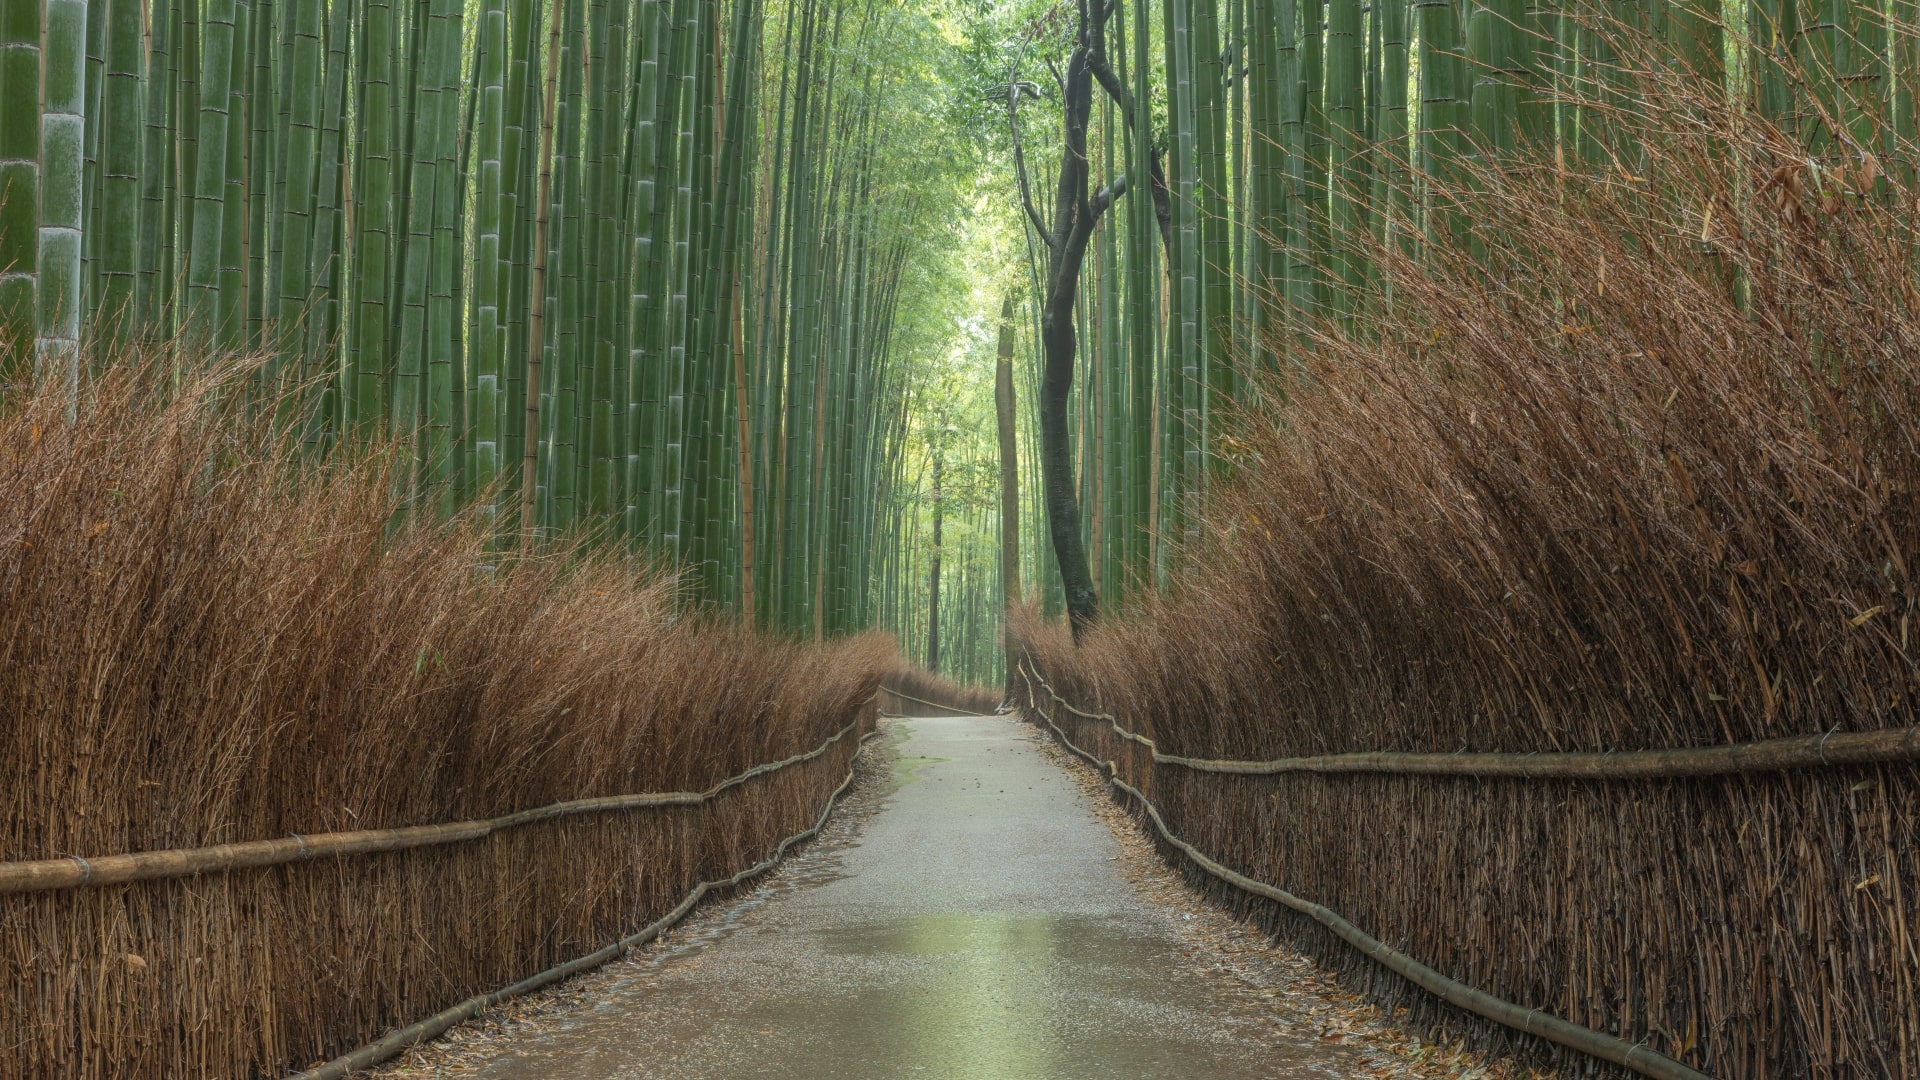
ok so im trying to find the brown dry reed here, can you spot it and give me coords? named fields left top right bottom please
left=879, top=664, right=1002, bottom=716
left=1017, top=16, right=1920, bottom=1080
left=0, top=355, right=890, bottom=1077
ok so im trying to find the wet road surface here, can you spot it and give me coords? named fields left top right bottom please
left=450, top=716, right=1365, bottom=1079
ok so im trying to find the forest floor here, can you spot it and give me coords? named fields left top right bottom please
left=370, top=715, right=1538, bottom=1079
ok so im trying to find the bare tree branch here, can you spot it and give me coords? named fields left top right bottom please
left=1086, top=43, right=1173, bottom=258
left=1006, top=51, right=1054, bottom=248
left=1090, top=171, right=1129, bottom=215
left=1087, top=54, right=1135, bottom=126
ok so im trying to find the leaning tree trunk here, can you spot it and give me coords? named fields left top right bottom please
left=1010, top=0, right=1169, bottom=643
left=1037, top=248, right=1098, bottom=640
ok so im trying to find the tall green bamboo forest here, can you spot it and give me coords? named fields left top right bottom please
left=0, top=0, right=1005, bottom=648
left=2, top=0, right=1917, bottom=677
left=6, top=0, right=1920, bottom=1073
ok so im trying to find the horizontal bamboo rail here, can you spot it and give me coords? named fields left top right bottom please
left=877, top=684, right=995, bottom=716
left=1016, top=666, right=1712, bottom=1080
left=0, top=710, right=871, bottom=896
left=286, top=728, right=882, bottom=1080
left=1022, top=667, right=1919, bottom=778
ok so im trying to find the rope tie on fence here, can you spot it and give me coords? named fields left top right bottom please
left=1015, top=659, right=1715, bottom=1080
left=64, top=855, right=92, bottom=886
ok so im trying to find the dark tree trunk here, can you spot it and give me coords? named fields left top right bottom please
left=1010, top=0, right=1170, bottom=644
left=1038, top=262, right=1097, bottom=641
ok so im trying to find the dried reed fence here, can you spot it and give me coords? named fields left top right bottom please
left=0, top=357, right=890, bottom=1078
left=878, top=666, right=1002, bottom=716
left=1009, top=42, right=1920, bottom=1079
left=1017, top=664, right=1712, bottom=1080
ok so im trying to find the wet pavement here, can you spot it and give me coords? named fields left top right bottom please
left=441, top=716, right=1370, bottom=1079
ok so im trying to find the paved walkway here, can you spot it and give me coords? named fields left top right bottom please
left=450, top=716, right=1359, bottom=1079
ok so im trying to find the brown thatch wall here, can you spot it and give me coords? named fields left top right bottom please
left=879, top=665, right=1001, bottom=716
left=3, top=738, right=870, bottom=1078
left=1005, top=30, right=1920, bottom=1077
left=0, top=361, right=891, bottom=1077
left=1014, top=634, right=1917, bottom=1079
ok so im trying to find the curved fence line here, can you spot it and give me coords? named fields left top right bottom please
left=285, top=727, right=881, bottom=1080
left=0, top=706, right=872, bottom=896
left=1016, top=664, right=1710, bottom=1080
left=1022, top=667, right=1918, bottom=778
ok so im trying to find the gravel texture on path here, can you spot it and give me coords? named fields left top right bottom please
left=371, top=715, right=1535, bottom=1080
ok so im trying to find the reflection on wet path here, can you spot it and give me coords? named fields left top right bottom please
left=455, top=717, right=1360, bottom=1079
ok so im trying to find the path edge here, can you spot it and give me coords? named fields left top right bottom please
left=284, top=729, right=885, bottom=1080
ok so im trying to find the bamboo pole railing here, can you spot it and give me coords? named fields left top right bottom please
left=1021, top=666, right=1920, bottom=779
left=1015, top=662, right=1713, bottom=1080
left=876, top=684, right=995, bottom=716
left=0, top=708, right=872, bottom=896
left=285, top=728, right=883, bottom=1080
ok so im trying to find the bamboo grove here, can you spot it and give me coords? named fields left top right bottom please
left=995, top=0, right=1918, bottom=622
left=6, top=0, right=1917, bottom=671
left=0, top=0, right=974, bottom=635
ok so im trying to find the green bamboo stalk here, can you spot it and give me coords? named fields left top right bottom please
left=683, top=0, right=721, bottom=584
left=1163, top=0, right=1199, bottom=544
left=1511, top=0, right=1552, bottom=152
left=134, top=0, right=171, bottom=332
left=96, top=0, right=143, bottom=347
left=185, top=0, right=236, bottom=345
left=240, top=0, right=271, bottom=351
left=213, top=0, right=245, bottom=348
left=39, top=0, right=88, bottom=391
left=1124, top=0, right=1155, bottom=584
left=1417, top=0, right=1469, bottom=246
left=698, top=0, right=761, bottom=600
left=305, top=0, right=355, bottom=441
left=501, top=0, right=538, bottom=491
left=1192, top=0, right=1231, bottom=452
left=1895, top=0, right=1917, bottom=186
left=520, top=0, right=562, bottom=545
left=390, top=0, right=425, bottom=447
left=1326, top=0, right=1365, bottom=312
left=542, top=0, right=585, bottom=534
left=472, top=0, right=507, bottom=528
left=1296, top=0, right=1327, bottom=310
left=274, top=0, right=322, bottom=357
left=1833, top=0, right=1879, bottom=159
left=0, top=0, right=43, bottom=359
left=1752, top=0, right=1797, bottom=122
left=1228, top=0, right=1248, bottom=394
left=625, top=0, right=666, bottom=539
left=423, top=0, right=462, bottom=511
left=660, top=0, right=699, bottom=556
left=351, top=0, right=396, bottom=430
left=80, top=0, right=105, bottom=323
left=1376, top=0, right=1410, bottom=262
left=1097, top=84, right=1122, bottom=602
